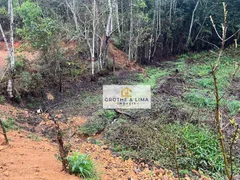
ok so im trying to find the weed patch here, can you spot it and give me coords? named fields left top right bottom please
left=79, top=110, right=117, bottom=136
left=106, top=121, right=227, bottom=178
left=138, top=67, right=169, bottom=87
left=68, top=151, right=98, bottom=179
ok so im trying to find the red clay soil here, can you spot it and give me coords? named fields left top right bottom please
left=0, top=130, right=179, bottom=180
left=108, top=42, right=146, bottom=73
left=0, top=41, right=39, bottom=72
left=0, top=131, right=79, bottom=180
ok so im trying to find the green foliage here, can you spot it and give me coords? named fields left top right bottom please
left=0, top=7, right=9, bottom=30
left=0, top=95, right=5, bottom=104
left=103, top=110, right=116, bottom=119
left=14, top=70, right=43, bottom=94
left=13, top=56, right=43, bottom=95
left=227, top=100, right=240, bottom=116
left=181, top=124, right=224, bottom=176
left=79, top=110, right=116, bottom=136
left=16, top=1, right=57, bottom=51
left=2, top=118, right=18, bottom=131
left=68, top=151, right=98, bottom=179
left=27, top=134, right=41, bottom=141
left=138, top=67, right=169, bottom=87
left=184, top=89, right=215, bottom=109
left=107, top=120, right=225, bottom=178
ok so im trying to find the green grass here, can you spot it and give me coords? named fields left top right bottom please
left=68, top=151, right=98, bottom=179
left=184, top=89, right=215, bottom=109
left=227, top=99, right=240, bottom=116
left=79, top=110, right=116, bottom=136
left=27, top=134, right=42, bottom=141
left=138, top=67, right=169, bottom=87
left=107, top=120, right=226, bottom=178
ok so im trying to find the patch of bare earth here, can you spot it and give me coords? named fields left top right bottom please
left=0, top=130, right=179, bottom=180
left=0, top=41, right=39, bottom=73
left=0, top=131, right=78, bottom=180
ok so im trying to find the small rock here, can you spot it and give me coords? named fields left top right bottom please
left=55, top=114, right=63, bottom=119
left=0, top=146, right=4, bottom=151
left=101, top=145, right=108, bottom=150
left=2, top=163, right=7, bottom=167
left=134, top=168, right=140, bottom=174
left=163, top=175, right=169, bottom=180
left=4, top=171, right=9, bottom=177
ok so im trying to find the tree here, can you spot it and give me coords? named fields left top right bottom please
left=0, top=0, right=15, bottom=98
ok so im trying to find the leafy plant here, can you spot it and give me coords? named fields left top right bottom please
left=0, top=95, right=5, bottom=104
left=104, top=110, right=116, bottom=119
left=182, top=124, right=224, bottom=176
left=68, top=151, right=97, bottom=179
left=184, top=89, right=215, bottom=108
left=2, top=118, right=18, bottom=131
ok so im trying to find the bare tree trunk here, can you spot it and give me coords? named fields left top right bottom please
left=106, top=0, right=113, bottom=37
left=169, top=0, right=173, bottom=24
left=3, top=0, right=15, bottom=98
left=186, top=0, right=200, bottom=48
left=128, top=0, right=133, bottom=63
left=152, top=0, right=162, bottom=58
left=113, top=0, right=121, bottom=36
left=148, top=34, right=153, bottom=62
left=8, top=0, right=11, bottom=14
left=91, top=0, right=96, bottom=78
left=0, top=119, right=9, bottom=145
left=65, top=0, right=79, bottom=32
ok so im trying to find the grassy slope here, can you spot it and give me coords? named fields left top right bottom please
left=49, top=47, right=239, bottom=179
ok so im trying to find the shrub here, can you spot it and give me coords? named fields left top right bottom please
left=79, top=110, right=116, bottom=136
left=0, top=95, right=5, bottom=104
left=68, top=151, right=97, bottom=179
left=2, top=118, right=18, bottom=131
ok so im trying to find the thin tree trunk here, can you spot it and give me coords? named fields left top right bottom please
left=65, top=0, right=79, bottom=32
left=186, top=0, right=200, bottom=48
left=128, top=0, right=133, bottom=63
left=91, top=0, right=96, bottom=78
left=113, top=0, right=121, bottom=36
left=0, top=119, right=9, bottom=145
left=6, top=0, right=15, bottom=98
left=152, top=0, right=162, bottom=58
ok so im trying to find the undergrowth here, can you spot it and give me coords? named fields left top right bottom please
left=2, top=118, right=18, bottom=131
left=138, top=67, right=169, bottom=87
left=79, top=110, right=116, bottom=136
left=106, top=121, right=230, bottom=178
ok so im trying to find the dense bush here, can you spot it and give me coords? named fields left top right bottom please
left=14, top=57, right=43, bottom=96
